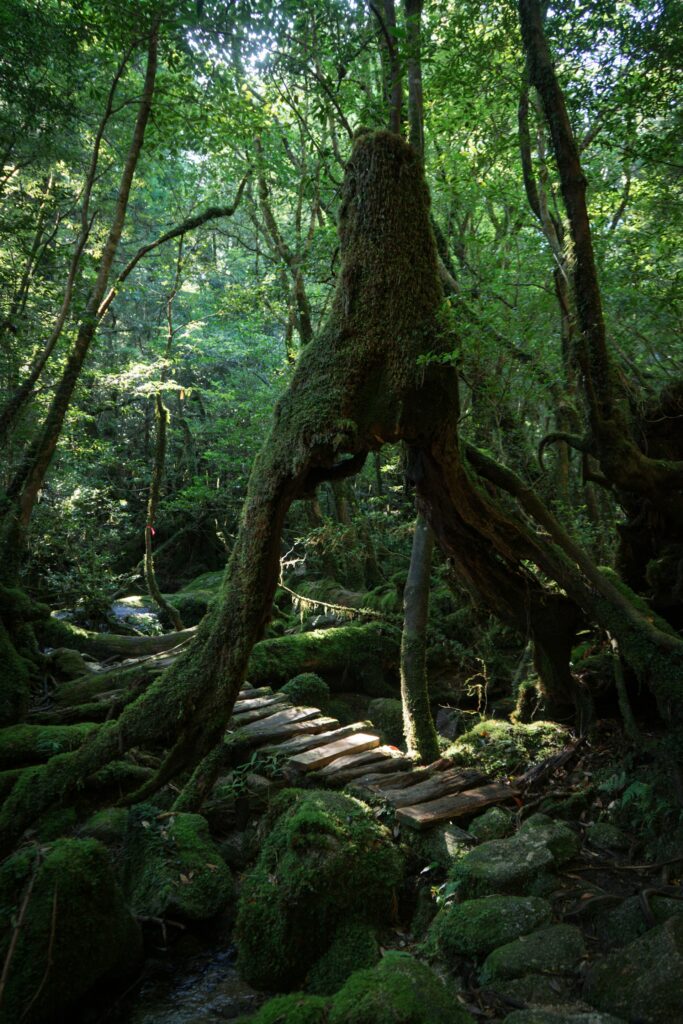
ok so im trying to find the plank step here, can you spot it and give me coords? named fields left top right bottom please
left=379, top=768, right=489, bottom=809
left=262, top=722, right=375, bottom=758
left=233, top=693, right=288, bottom=715
left=395, top=782, right=519, bottom=831
left=238, top=715, right=340, bottom=745
left=286, top=732, right=380, bottom=773
left=317, top=745, right=398, bottom=777
left=319, top=753, right=413, bottom=787
left=232, top=700, right=292, bottom=726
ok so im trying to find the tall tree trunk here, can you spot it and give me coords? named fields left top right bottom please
left=144, top=395, right=184, bottom=632
left=2, top=23, right=158, bottom=565
left=401, top=512, right=440, bottom=761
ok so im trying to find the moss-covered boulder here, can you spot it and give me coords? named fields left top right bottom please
left=0, top=838, right=142, bottom=1024
left=592, top=893, right=683, bottom=950
left=235, top=790, right=403, bottom=991
left=282, top=672, right=331, bottom=708
left=307, top=921, right=380, bottom=995
left=445, top=720, right=570, bottom=777
left=584, top=822, right=629, bottom=851
left=328, top=952, right=474, bottom=1024
left=480, top=924, right=585, bottom=984
left=45, top=647, right=92, bottom=679
left=247, top=623, right=399, bottom=696
left=402, top=822, right=474, bottom=873
left=368, top=697, right=404, bottom=746
left=236, top=994, right=330, bottom=1024
left=468, top=806, right=515, bottom=842
left=584, top=915, right=683, bottom=1023
left=124, top=804, right=234, bottom=921
left=449, top=815, right=579, bottom=899
left=504, top=1011, right=627, bottom=1024
left=426, top=894, right=552, bottom=959
left=81, top=806, right=130, bottom=846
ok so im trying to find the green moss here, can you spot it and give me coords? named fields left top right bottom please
left=367, top=697, right=404, bottom=746
left=236, top=994, right=330, bottom=1024
left=307, top=921, right=380, bottom=995
left=479, top=924, right=585, bottom=984
left=0, top=722, right=99, bottom=768
left=0, top=838, right=142, bottom=1024
left=35, top=805, right=78, bottom=841
left=124, top=804, right=234, bottom=921
left=80, top=807, right=130, bottom=846
left=468, top=806, right=515, bottom=842
left=235, top=790, right=403, bottom=991
left=248, top=623, right=399, bottom=696
left=0, top=619, right=31, bottom=726
left=282, top=672, right=331, bottom=708
left=328, top=952, right=474, bottom=1024
left=445, top=719, right=570, bottom=777
left=425, top=895, right=552, bottom=959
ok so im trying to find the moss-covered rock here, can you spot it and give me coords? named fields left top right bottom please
left=0, top=618, right=32, bottom=726
left=367, top=697, right=404, bottom=746
left=468, top=806, right=515, bottom=842
left=402, top=822, right=474, bottom=873
left=80, top=807, right=130, bottom=847
left=247, top=623, right=399, bottom=696
left=124, top=804, right=234, bottom=921
left=0, top=722, right=99, bottom=768
left=480, top=924, right=585, bottom=984
left=282, top=672, right=331, bottom=708
left=488, top=972, right=575, bottom=1004
left=591, top=893, right=683, bottom=950
left=0, top=838, right=142, bottom=1024
left=504, top=1010, right=627, bottom=1024
left=445, top=720, right=570, bottom=777
left=449, top=815, right=579, bottom=899
left=584, top=822, right=629, bottom=851
left=426, top=895, right=552, bottom=959
left=307, top=920, right=380, bottom=995
left=328, top=951, right=474, bottom=1024
left=584, top=915, right=683, bottom=1023
left=45, top=647, right=92, bottom=679
left=236, top=994, right=330, bottom=1024
left=235, top=790, right=403, bottom=991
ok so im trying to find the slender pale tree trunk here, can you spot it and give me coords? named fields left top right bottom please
left=144, top=394, right=184, bottom=632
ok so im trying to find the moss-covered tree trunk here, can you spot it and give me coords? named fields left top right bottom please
left=144, top=394, right=184, bottom=631
left=400, top=512, right=440, bottom=762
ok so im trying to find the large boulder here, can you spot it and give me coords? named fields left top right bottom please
left=307, top=921, right=380, bottom=995
left=0, top=838, right=142, bottom=1024
left=328, top=952, right=474, bottom=1024
left=450, top=814, right=579, bottom=898
left=480, top=924, right=585, bottom=984
left=426, top=894, right=552, bottom=959
left=124, top=804, right=234, bottom=921
left=584, top=915, right=683, bottom=1023
left=235, top=790, right=403, bottom=991
left=592, top=893, right=683, bottom=949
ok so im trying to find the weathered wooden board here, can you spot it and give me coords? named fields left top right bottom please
left=379, top=768, right=489, bottom=809
left=241, top=716, right=340, bottom=748
left=396, top=782, right=519, bottom=831
left=231, top=699, right=291, bottom=725
left=233, top=693, right=288, bottom=715
left=321, top=755, right=413, bottom=787
left=262, top=722, right=374, bottom=758
left=237, top=685, right=271, bottom=700
left=317, top=745, right=394, bottom=777
left=286, top=732, right=380, bottom=773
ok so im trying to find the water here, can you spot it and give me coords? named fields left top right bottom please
left=102, top=941, right=263, bottom=1024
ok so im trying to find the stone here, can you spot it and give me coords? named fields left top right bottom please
left=584, top=822, right=629, bottom=851
left=504, top=1010, right=626, bottom=1024
left=367, top=697, right=404, bottom=746
left=0, top=838, right=142, bottom=1024
left=487, top=972, right=575, bottom=1004
left=469, top=805, right=515, bottom=841
left=584, top=915, right=683, bottom=1023
left=306, top=921, right=380, bottom=995
left=592, top=893, right=683, bottom=949
left=426, top=894, right=552, bottom=958
left=480, top=924, right=585, bottom=984
left=124, top=804, right=234, bottom=922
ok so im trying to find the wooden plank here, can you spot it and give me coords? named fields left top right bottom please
left=232, top=699, right=292, bottom=726
left=362, top=759, right=451, bottom=793
left=261, top=722, right=374, bottom=758
left=286, top=732, right=380, bottom=773
left=237, top=705, right=321, bottom=737
left=320, top=755, right=413, bottom=787
left=317, top=745, right=396, bottom=777
left=233, top=693, right=288, bottom=715
left=239, top=715, right=340, bottom=745
left=238, top=685, right=271, bottom=700
left=380, top=769, right=489, bottom=809
left=395, top=782, right=519, bottom=831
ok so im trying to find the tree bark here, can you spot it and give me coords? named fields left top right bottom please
left=401, top=512, right=440, bottom=761
left=144, top=395, right=184, bottom=632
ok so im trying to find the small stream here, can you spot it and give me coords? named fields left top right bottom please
left=101, top=937, right=262, bottom=1024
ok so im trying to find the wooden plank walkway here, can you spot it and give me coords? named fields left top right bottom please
left=226, top=684, right=518, bottom=830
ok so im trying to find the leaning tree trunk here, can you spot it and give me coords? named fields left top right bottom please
left=0, top=130, right=456, bottom=851
left=144, top=394, right=184, bottom=631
